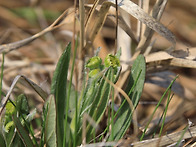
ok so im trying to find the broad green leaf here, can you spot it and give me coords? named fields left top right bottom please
left=108, top=55, right=146, bottom=141
left=126, top=55, right=146, bottom=107
left=12, top=115, right=34, bottom=147
left=44, top=95, right=57, bottom=147
left=51, top=42, right=71, bottom=146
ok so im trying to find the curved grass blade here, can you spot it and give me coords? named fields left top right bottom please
left=108, top=55, right=146, bottom=141
left=51, top=42, right=71, bottom=146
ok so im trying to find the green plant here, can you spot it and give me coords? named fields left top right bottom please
left=1, top=94, right=36, bottom=147
left=0, top=42, right=146, bottom=147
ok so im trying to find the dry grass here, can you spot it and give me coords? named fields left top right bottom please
left=1, top=0, right=196, bottom=146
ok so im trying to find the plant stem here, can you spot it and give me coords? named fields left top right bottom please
left=0, top=53, right=5, bottom=101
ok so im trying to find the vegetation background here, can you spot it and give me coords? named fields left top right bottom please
left=1, top=0, right=196, bottom=146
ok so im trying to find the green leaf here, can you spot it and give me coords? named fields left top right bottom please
left=16, top=94, right=29, bottom=115
left=91, top=68, right=113, bottom=122
left=127, top=55, right=146, bottom=107
left=0, top=132, right=6, bottom=147
left=108, top=55, right=146, bottom=141
left=51, top=42, right=71, bottom=146
left=86, top=67, right=113, bottom=140
left=12, top=115, right=34, bottom=147
left=44, top=95, right=57, bottom=147
left=79, top=75, right=100, bottom=117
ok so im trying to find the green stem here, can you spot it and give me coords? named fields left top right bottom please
left=0, top=53, right=5, bottom=101
left=111, top=70, right=115, bottom=140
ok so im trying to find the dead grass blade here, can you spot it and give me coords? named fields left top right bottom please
left=131, top=125, right=196, bottom=147
left=85, top=4, right=138, bottom=44
left=79, top=0, right=85, bottom=59
left=109, top=0, right=175, bottom=45
left=146, top=51, right=196, bottom=72
left=137, top=0, right=169, bottom=54
left=0, top=9, right=74, bottom=54
left=82, top=141, right=117, bottom=147
left=84, top=2, right=112, bottom=51
left=85, top=0, right=100, bottom=29
left=0, top=75, right=48, bottom=115
left=85, top=0, right=175, bottom=55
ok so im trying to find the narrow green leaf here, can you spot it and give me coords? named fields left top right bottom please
left=44, top=95, right=57, bottom=147
left=108, top=55, right=146, bottom=141
left=12, top=115, right=34, bottom=147
left=91, top=68, right=113, bottom=123
left=51, top=42, right=71, bottom=146
left=86, top=68, right=113, bottom=141
left=140, top=75, right=178, bottom=140
left=79, top=77, right=100, bottom=116
left=159, top=89, right=172, bottom=137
